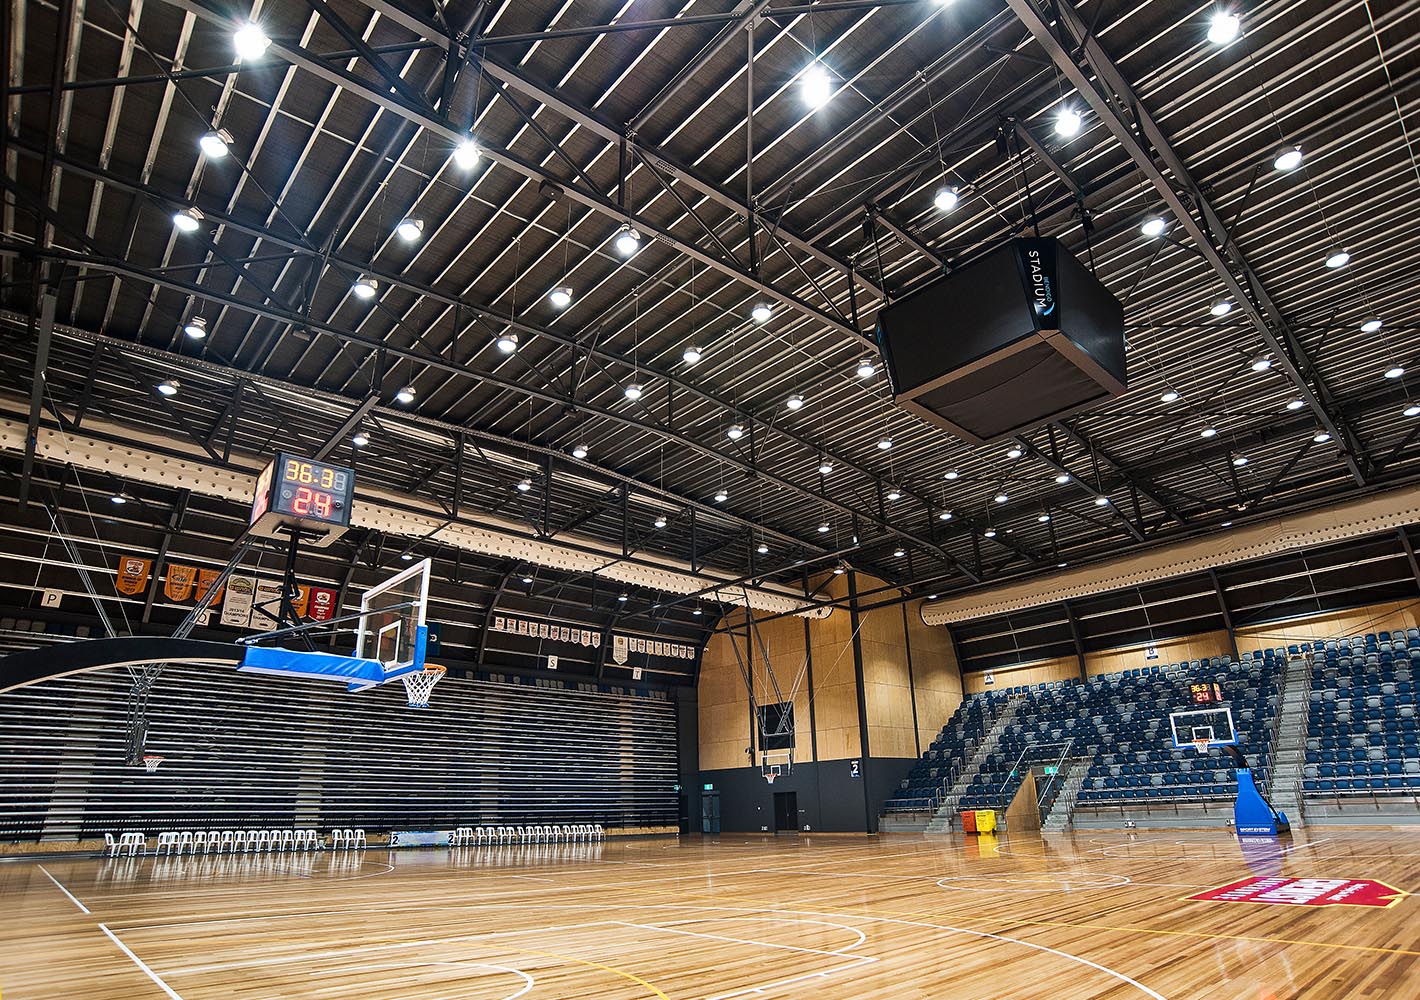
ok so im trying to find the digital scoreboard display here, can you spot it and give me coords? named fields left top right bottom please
left=249, top=453, right=355, bottom=545
left=1190, top=681, right=1226, bottom=705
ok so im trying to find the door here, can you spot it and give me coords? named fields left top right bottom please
left=701, top=792, right=721, bottom=835
left=773, top=791, right=798, bottom=833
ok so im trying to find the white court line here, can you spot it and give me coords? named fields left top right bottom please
left=1282, top=837, right=1333, bottom=853
left=39, top=864, right=90, bottom=914
left=100, top=923, right=185, bottom=1000
left=614, top=920, right=878, bottom=961
left=318, top=960, right=535, bottom=1000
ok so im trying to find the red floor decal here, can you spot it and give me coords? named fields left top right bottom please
left=1187, top=876, right=1406, bottom=908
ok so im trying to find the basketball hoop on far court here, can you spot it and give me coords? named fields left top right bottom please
left=1192, top=738, right=1211, bottom=756
left=401, top=664, right=445, bottom=708
left=764, top=770, right=777, bottom=786
left=141, top=754, right=164, bottom=773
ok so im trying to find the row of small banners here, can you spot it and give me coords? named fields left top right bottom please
left=492, top=616, right=695, bottom=662
left=103, top=556, right=337, bottom=628
left=98, top=557, right=691, bottom=661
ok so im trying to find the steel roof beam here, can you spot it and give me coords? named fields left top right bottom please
left=1005, top=0, right=1371, bottom=486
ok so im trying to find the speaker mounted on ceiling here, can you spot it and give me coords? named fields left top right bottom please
left=875, top=237, right=1126, bottom=445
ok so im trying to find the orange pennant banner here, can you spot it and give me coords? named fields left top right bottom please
left=164, top=563, right=197, bottom=602
left=195, top=568, right=225, bottom=606
left=115, top=556, right=151, bottom=596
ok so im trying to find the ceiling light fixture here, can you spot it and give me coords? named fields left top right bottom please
left=1038, top=513, right=1051, bottom=523
left=1161, top=389, right=1181, bottom=403
left=1404, top=403, right=1420, bottom=418
left=751, top=302, right=773, bottom=324
left=156, top=379, right=179, bottom=397
left=994, top=493, right=1008, bottom=504
left=1385, top=365, right=1406, bottom=379
left=886, top=486, right=902, bottom=501
left=1207, top=10, right=1241, bottom=45
left=756, top=542, right=769, bottom=555
left=1054, top=106, right=1082, bottom=138
left=516, top=478, right=532, bottom=492
left=617, top=593, right=629, bottom=603
left=395, top=217, right=424, bottom=243
left=352, top=277, right=378, bottom=300
left=1140, top=215, right=1167, bottom=238
left=801, top=62, right=833, bottom=109
left=1250, top=355, right=1273, bottom=372
left=232, top=22, right=271, bottom=60
left=818, top=460, right=835, bottom=476
left=548, top=286, right=573, bottom=309
left=521, top=573, right=533, bottom=584
left=453, top=136, right=480, bottom=171
left=832, top=565, right=846, bottom=575
left=1054, top=473, right=1071, bottom=484
left=856, top=358, right=876, bottom=378
left=939, top=510, right=953, bottom=520
left=894, top=547, right=906, bottom=558
left=1273, top=145, right=1303, bottom=171
left=1210, top=298, right=1233, bottom=317
left=878, top=436, right=893, bottom=450
left=1200, top=425, right=1218, bottom=438
left=786, top=393, right=805, bottom=411
left=623, top=382, right=644, bottom=401
left=496, top=331, right=519, bottom=353
left=182, top=316, right=207, bottom=340
left=351, top=432, right=369, bottom=447
left=1360, top=318, right=1383, bottom=334
left=943, top=469, right=959, bottom=480
left=934, top=185, right=960, bottom=212
left=393, top=386, right=416, bottom=405
left=983, top=528, right=997, bottom=538
left=726, top=424, right=745, bottom=441
left=1094, top=495, right=1111, bottom=506
left=613, top=225, right=641, bottom=257
left=198, top=129, right=232, bottom=159
left=401, top=552, right=414, bottom=562
left=818, top=522, right=831, bottom=534
left=1285, top=398, right=1306, bottom=411
left=1006, top=446, right=1023, bottom=459
left=654, top=514, right=667, bottom=528
left=714, top=488, right=728, bottom=503
left=1325, top=250, right=1350, bottom=269
left=1232, top=454, right=1249, bottom=466
left=110, top=491, right=130, bottom=505
left=172, top=206, right=203, bottom=233
left=682, top=345, right=702, bottom=365
left=1312, top=431, right=1332, bottom=443
left=570, top=443, right=589, bottom=460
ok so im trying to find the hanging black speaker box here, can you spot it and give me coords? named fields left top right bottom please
left=875, top=237, right=1126, bottom=445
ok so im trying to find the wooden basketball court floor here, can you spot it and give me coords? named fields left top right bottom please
left=1, top=829, right=1413, bottom=999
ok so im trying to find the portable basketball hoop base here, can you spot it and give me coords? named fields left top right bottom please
left=141, top=755, right=164, bottom=773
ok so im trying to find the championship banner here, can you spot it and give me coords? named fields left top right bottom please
left=294, top=585, right=311, bottom=618
left=115, top=555, right=151, bottom=596
left=221, top=576, right=255, bottom=627
left=612, top=634, right=629, bottom=664
left=1187, top=876, right=1405, bottom=908
left=164, top=564, right=197, bottom=602
left=196, top=568, right=225, bottom=605
left=252, top=579, right=284, bottom=628
left=307, top=586, right=338, bottom=622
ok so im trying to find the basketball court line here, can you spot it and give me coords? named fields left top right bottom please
left=38, top=864, right=90, bottom=914
left=99, top=923, right=186, bottom=1000
left=317, top=960, right=535, bottom=1000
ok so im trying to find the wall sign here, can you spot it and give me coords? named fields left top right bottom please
left=40, top=589, right=63, bottom=609
left=850, top=759, right=861, bottom=778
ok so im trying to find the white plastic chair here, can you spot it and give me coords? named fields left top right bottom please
left=279, top=830, right=295, bottom=852
left=104, top=832, right=119, bottom=857
left=475, top=826, right=490, bottom=845
left=177, top=831, right=194, bottom=855
left=593, top=824, right=605, bottom=842
left=352, top=828, right=367, bottom=849
left=156, top=832, right=178, bottom=855
left=119, top=831, right=146, bottom=856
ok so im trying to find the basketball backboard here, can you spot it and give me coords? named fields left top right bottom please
left=1168, top=706, right=1237, bottom=751
left=761, top=749, right=792, bottom=785
left=356, top=558, right=431, bottom=678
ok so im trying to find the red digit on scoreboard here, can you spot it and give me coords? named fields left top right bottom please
left=314, top=490, right=333, bottom=519
left=291, top=486, right=314, bottom=515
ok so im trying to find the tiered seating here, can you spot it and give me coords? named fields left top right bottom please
left=884, top=691, right=1012, bottom=812
left=956, top=652, right=1283, bottom=810
left=1303, top=630, right=1420, bottom=796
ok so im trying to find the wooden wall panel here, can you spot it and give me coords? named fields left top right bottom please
left=1236, top=601, right=1420, bottom=645
left=963, top=656, right=1079, bottom=693
left=1084, top=631, right=1232, bottom=676
left=697, top=630, right=752, bottom=772
left=907, top=607, right=964, bottom=750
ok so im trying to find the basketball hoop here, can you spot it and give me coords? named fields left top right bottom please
left=764, top=770, right=777, bottom=785
left=141, top=754, right=164, bottom=773
left=401, top=664, right=446, bottom=708
left=1192, top=738, right=1211, bottom=756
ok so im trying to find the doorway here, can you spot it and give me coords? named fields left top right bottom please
left=701, top=791, right=721, bottom=835
left=773, top=790, right=799, bottom=833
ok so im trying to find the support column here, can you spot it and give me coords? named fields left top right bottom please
left=848, top=571, right=874, bottom=833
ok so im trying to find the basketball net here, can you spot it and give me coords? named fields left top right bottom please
left=402, top=664, right=446, bottom=708
left=1192, top=738, right=1211, bottom=756
left=141, top=754, right=164, bottom=773
left=764, top=771, right=777, bottom=785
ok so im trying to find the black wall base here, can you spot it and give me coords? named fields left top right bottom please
left=699, top=757, right=916, bottom=834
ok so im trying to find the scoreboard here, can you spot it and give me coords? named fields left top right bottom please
left=249, top=453, right=355, bottom=545
left=1190, top=681, right=1226, bottom=705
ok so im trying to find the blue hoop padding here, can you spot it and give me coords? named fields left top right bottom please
left=238, top=646, right=414, bottom=692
